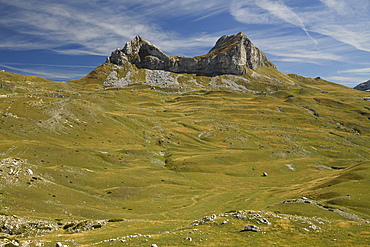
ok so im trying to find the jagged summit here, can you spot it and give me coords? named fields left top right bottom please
left=107, top=32, right=276, bottom=76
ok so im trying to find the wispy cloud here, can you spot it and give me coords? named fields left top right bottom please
left=231, top=0, right=370, bottom=52
left=325, top=75, right=368, bottom=87
left=0, top=0, right=229, bottom=57
left=0, top=0, right=368, bottom=86
left=249, top=31, right=345, bottom=65
left=340, top=68, right=370, bottom=74
left=230, top=0, right=319, bottom=48
left=0, top=63, right=94, bottom=80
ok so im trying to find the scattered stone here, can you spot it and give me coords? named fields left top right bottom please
left=56, top=242, right=68, bottom=247
left=243, top=225, right=259, bottom=232
left=330, top=166, right=346, bottom=170
left=26, top=169, right=33, bottom=175
left=234, top=214, right=246, bottom=220
left=151, top=244, right=158, bottom=247
left=262, top=172, right=268, bottom=177
left=285, top=164, right=295, bottom=171
left=258, top=218, right=271, bottom=225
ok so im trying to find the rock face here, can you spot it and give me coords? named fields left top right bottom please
left=107, top=32, right=276, bottom=76
left=354, top=79, right=370, bottom=92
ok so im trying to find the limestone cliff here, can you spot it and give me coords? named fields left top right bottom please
left=106, top=32, right=276, bottom=76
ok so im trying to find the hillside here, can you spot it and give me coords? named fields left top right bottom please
left=1, top=36, right=370, bottom=246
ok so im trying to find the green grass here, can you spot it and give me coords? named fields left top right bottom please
left=0, top=67, right=370, bottom=246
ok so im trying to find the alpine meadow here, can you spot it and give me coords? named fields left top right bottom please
left=0, top=33, right=370, bottom=246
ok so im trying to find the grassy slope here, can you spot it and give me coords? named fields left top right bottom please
left=0, top=68, right=369, bottom=246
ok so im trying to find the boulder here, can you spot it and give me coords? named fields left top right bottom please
left=243, top=225, right=259, bottom=232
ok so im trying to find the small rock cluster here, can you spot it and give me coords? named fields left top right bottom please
left=191, top=209, right=333, bottom=235
left=0, top=215, right=107, bottom=246
left=0, top=215, right=58, bottom=236
left=192, top=210, right=272, bottom=228
left=0, top=157, right=35, bottom=184
left=93, top=233, right=152, bottom=245
left=62, top=220, right=106, bottom=234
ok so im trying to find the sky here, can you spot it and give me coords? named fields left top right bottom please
left=0, top=0, right=369, bottom=88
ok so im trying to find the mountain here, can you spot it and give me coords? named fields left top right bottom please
left=107, top=32, right=276, bottom=76
left=84, top=33, right=292, bottom=93
left=0, top=34, right=370, bottom=246
left=354, top=79, right=370, bottom=92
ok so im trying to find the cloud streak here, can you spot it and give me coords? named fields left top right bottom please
left=0, top=63, right=91, bottom=80
left=340, top=68, right=370, bottom=74
left=230, top=0, right=370, bottom=52
left=0, top=0, right=230, bottom=57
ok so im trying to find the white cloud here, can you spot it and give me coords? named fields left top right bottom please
left=324, top=75, right=367, bottom=87
left=340, top=68, right=370, bottom=74
left=230, top=0, right=370, bottom=53
left=319, top=0, right=348, bottom=14
left=231, top=0, right=319, bottom=47
left=0, top=0, right=231, bottom=57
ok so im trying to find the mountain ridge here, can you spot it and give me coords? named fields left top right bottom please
left=106, top=32, right=276, bottom=76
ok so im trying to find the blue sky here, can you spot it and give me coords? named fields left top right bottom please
left=0, top=0, right=369, bottom=87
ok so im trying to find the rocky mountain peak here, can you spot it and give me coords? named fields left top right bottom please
left=209, top=32, right=248, bottom=53
left=107, top=32, right=276, bottom=76
left=354, top=79, right=370, bottom=92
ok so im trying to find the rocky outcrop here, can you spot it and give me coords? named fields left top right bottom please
left=354, top=79, right=370, bottom=92
left=106, top=32, right=276, bottom=76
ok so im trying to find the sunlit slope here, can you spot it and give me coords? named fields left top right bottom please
left=0, top=68, right=370, bottom=245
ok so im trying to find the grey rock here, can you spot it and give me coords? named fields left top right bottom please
left=107, top=32, right=276, bottom=76
left=56, top=243, right=68, bottom=247
left=262, top=172, right=268, bottom=177
left=243, top=225, right=259, bottom=232
left=354, top=79, right=370, bottom=92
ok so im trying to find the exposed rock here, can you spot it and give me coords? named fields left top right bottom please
left=262, top=172, right=268, bottom=177
left=56, top=242, right=68, bottom=247
left=354, top=79, right=370, bottom=92
left=62, top=220, right=106, bottom=233
left=107, top=32, right=276, bottom=76
left=26, top=169, right=33, bottom=175
left=243, top=225, right=259, bottom=232
left=0, top=215, right=58, bottom=236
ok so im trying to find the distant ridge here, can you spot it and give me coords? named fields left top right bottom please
left=354, top=79, right=370, bottom=92
left=106, top=32, right=276, bottom=76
